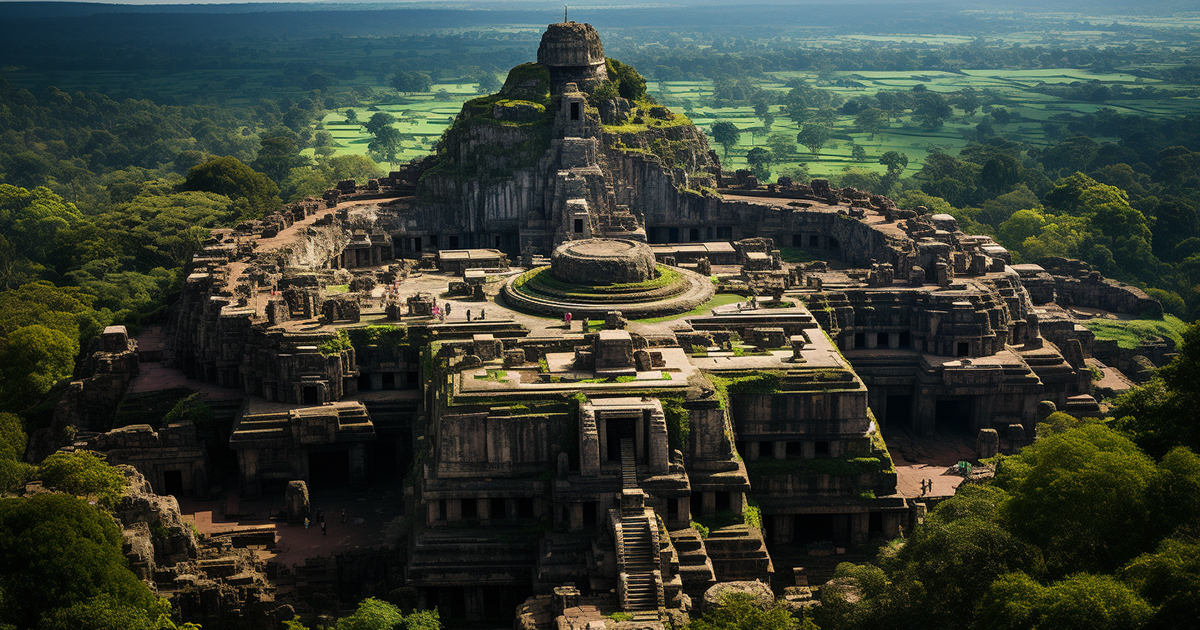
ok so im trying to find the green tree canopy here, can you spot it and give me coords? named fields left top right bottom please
left=975, top=572, right=1152, bottom=630
left=994, top=424, right=1159, bottom=575
left=710, top=121, right=741, bottom=159
left=0, top=494, right=155, bottom=629
left=797, top=124, right=832, bottom=155
left=0, top=324, right=76, bottom=413
left=36, top=450, right=127, bottom=509
left=181, top=156, right=280, bottom=220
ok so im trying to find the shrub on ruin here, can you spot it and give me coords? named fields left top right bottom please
left=36, top=450, right=127, bottom=510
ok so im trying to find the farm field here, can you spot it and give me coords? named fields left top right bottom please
left=311, top=67, right=1198, bottom=179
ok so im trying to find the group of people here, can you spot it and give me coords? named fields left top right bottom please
left=919, top=478, right=936, bottom=495
left=303, top=507, right=348, bottom=535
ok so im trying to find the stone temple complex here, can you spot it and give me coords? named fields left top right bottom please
left=44, top=20, right=1173, bottom=630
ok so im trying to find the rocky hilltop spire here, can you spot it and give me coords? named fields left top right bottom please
left=536, top=21, right=609, bottom=94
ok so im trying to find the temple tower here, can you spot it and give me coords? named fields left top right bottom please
left=537, top=22, right=610, bottom=94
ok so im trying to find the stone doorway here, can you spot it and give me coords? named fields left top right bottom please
left=163, top=469, right=184, bottom=497
left=935, top=398, right=973, bottom=435
left=606, top=416, right=636, bottom=461
left=886, top=394, right=913, bottom=431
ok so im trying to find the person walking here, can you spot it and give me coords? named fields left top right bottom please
left=564, top=312, right=572, bottom=329
left=321, top=520, right=327, bottom=535
left=466, top=309, right=472, bottom=322
left=304, top=516, right=310, bottom=530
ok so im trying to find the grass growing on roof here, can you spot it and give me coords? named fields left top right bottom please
left=1082, top=315, right=1188, bottom=349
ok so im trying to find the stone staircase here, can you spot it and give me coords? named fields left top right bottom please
left=669, top=528, right=717, bottom=599
left=615, top=439, right=665, bottom=612
left=703, top=524, right=774, bottom=583
left=621, top=439, right=637, bottom=489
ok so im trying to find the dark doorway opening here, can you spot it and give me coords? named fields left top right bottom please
left=786, top=441, right=802, bottom=458
left=303, top=385, right=320, bottom=405
left=583, top=501, right=597, bottom=528
left=517, top=497, right=535, bottom=519
left=935, top=398, right=973, bottom=435
left=869, top=512, right=883, bottom=538
left=606, top=417, right=637, bottom=461
left=570, top=102, right=580, bottom=120
left=878, top=332, right=890, bottom=347
left=667, top=498, right=679, bottom=521
left=829, top=238, right=840, bottom=249
left=382, top=372, right=395, bottom=389
left=462, top=498, right=478, bottom=519
left=369, top=438, right=399, bottom=479
left=163, top=470, right=183, bottom=496
left=690, top=228, right=699, bottom=241
left=854, top=332, right=866, bottom=349
left=899, top=331, right=911, bottom=348
left=715, top=492, right=731, bottom=512
left=495, top=236, right=502, bottom=248
left=491, top=498, right=507, bottom=520
left=668, top=227, right=679, bottom=242
left=809, top=235, right=819, bottom=247
left=815, top=441, right=830, bottom=457
left=449, top=235, right=459, bottom=249
left=358, top=373, right=372, bottom=391
left=574, top=218, right=584, bottom=233
left=886, top=395, right=914, bottom=431
left=308, top=450, right=350, bottom=490
left=759, top=441, right=775, bottom=459
left=261, top=478, right=289, bottom=497
left=793, top=514, right=838, bottom=545
left=793, top=234, right=803, bottom=247
left=957, top=342, right=970, bottom=357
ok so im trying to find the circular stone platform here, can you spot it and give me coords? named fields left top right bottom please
left=502, top=248, right=716, bottom=319
left=552, top=238, right=658, bottom=286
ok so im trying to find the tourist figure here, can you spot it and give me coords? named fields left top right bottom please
left=304, top=517, right=310, bottom=530
left=445, top=303, right=452, bottom=318
left=480, top=308, right=486, bottom=320
left=321, top=520, right=327, bottom=535
left=466, top=309, right=472, bottom=322
left=564, top=312, right=572, bottom=329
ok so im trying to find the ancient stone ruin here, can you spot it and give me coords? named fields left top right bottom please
left=49, top=20, right=1171, bottom=630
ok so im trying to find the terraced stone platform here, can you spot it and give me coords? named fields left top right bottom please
left=502, top=263, right=715, bottom=318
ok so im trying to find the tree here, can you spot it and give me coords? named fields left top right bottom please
left=710, top=121, right=741, bottom=159
left=252, top=135, right=309, bottom=185
left=1123, top=536, right=1200, bottom=630
left=796, top=124, right=831, bottom=155
left=689, top=592, right=804, bottom=630
left=363, top=112, right=398, bottom=138
left=335, top=598, right=403, bottom=630
left=1114, top=321, right=1200, bottom=458
left=913, top=93, right=953, bottom=130
left=951, top=88, right=980, bottom=116
left=390, top=72, right=432, bottom=95
left=368, top=126, right=404, bottom=166
left=0, top=324, right=76, bottom=413
left=476, top=72, right=501, bottom=95
left=345, top=109, right=359, bottom=124
left=766, top=133, right=796, bottom=162
left=37, top=450, right=128, bottom=509
left=0, top=413, right=31, bottom=492
left=975, top=572, right=1152, bottom=630
left=605, top=58, right=648, bottom=102
left=0, top=494, right=156, bottom=629
left=994, top=424, right=1159, bottom=575
left=879, top=151, right=909, bottom=176
left=855, top=107, right=887, bottom=139
left=851, top=144, right=868, bottom=162
left=746, top=147, right=773, bottom=181
left=181, top=157, right=281, bottom=220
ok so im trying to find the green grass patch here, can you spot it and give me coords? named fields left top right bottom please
left=778, top=247, right=823, bottom=263
left=473, top=369, right=508, bottom=381
left=325, top=284, right=349, bottom=295
left=634, top=293, right=744, bottom=323
left=1082, top=315, right=1188, bottom=349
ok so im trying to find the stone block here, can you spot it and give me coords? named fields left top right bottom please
left=285, top=481, right=310, bottom=521
left=976, top=428, right=999, bottom=459
left=472, top=334, right=503, bottom=361
left=503, top=348, right=527, bottom=367
left=595, top=330, right=634, bottom=369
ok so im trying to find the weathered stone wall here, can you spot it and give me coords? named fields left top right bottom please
left=1038, top=256, right=1162, bottom=317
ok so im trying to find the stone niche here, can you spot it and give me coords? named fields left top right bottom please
left=551, top=238, right=657, bottom=286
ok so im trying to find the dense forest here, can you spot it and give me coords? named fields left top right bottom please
left=1, top=2, right=1200, bottom=629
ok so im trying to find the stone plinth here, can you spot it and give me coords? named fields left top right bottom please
left=552, top=238, right=657, bottom=286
